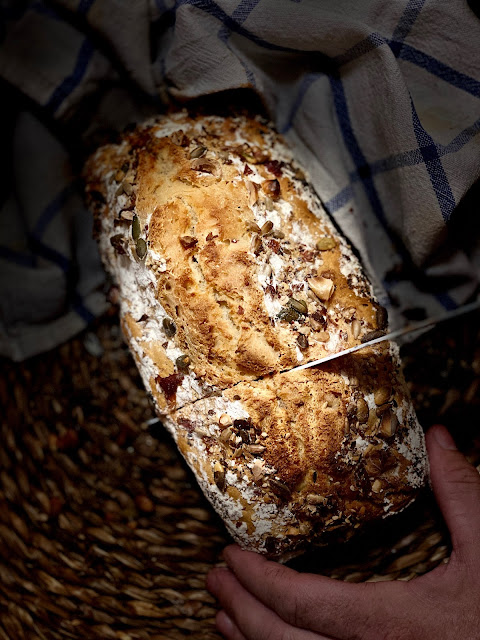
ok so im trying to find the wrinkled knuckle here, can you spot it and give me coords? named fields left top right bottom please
left=446, top=462, right=480, bottom=489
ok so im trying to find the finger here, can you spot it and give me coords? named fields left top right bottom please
left=426, top=424, right=480, bottom=560
left=207, top=567, right=331, bottom=640
left=223, top=545, right=411, bottom=640
left=216, top=610, right=248, bottom=640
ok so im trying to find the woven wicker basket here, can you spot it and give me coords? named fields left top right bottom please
left=1, top=304, right=479, bottom=639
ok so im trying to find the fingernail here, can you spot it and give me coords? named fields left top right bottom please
left=216, top=610, right=236, bottom=636
left=432, top=424, right=457, bottom=450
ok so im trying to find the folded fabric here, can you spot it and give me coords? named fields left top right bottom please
left=1, top=0, right=479, bottom=360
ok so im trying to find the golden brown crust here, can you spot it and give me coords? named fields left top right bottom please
left=84, top=110, right=428, bottom=559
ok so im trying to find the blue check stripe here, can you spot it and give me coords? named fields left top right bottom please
left=217, top=0, right=261, bottom=87
left=33, top=182, right=78, bottom=238
left=45, top=38, right=95, bottom=113
left=391, top=0, right=426, bottom=43
left=0, top=246, right=36, bottom=268
left=410, top=100, right=456, bottom=221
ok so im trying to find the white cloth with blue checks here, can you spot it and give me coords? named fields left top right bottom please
left=1, top=0, right=479, bottom=360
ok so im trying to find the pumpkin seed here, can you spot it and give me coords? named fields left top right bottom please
left=132, top=215, right=141, bottom=241
left=135, top=238, right=147, bottom=259
left=361, top=329, right=387, bottom=343
left=162, top=318, right=176, bottom=338
left=297, top=334, right=309, bottom=350
left=316, top=237, right=336, bottom=251
left=176, top=355, right=191, bottom=372
left=277, top=306, right=301, bottom=323
left=288, top=298, right=308, bottom=314
left=189, top=146, right=207, bottom=159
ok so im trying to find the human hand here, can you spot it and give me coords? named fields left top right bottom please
left=207, top=424, right=480, bottom=640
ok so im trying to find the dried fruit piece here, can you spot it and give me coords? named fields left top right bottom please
left=214, top=462, right=226, bottom=492
left=180, top=235, right=198, bottom=249
left=110, top=234, right=126, bottom=255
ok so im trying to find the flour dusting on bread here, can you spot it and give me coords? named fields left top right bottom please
left=84, top=111, right=428, bottom=559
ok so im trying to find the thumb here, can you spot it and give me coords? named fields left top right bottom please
left=426, top=424, right=480, bottom=560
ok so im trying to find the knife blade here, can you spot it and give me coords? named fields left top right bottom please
left=288, top=298, right=480, bottom=374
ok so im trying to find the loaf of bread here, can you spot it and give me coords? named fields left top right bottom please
left=84, top=110, right=428, bottom=559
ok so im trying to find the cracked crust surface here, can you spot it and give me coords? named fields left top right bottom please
left=84, top=110, right=428, bottom=559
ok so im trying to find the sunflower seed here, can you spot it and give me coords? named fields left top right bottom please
left=352, top=319, right=361, bottom=339
left=251, top=234, right=262, bottom=254
left=269, top=478, right=291, bottom=501
left=245, top=444, right=265, bottom=455
left=245, top=180, right=258, bottom=207
left=379, top=409, right=398, bottom=438
left=374, top=387, right=391, bottom=406
left=357, top=398, right=369, bottom=423
left=135, top=238, right=147, bottom=259
left=189, top=146, right=207, bottom=159
left=122, top=181, right=133, bottom=196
